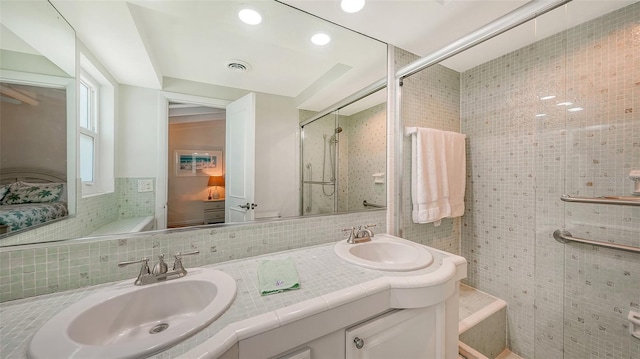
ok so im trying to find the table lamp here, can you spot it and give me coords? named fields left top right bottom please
left=207, top=175, right=225, bottom=199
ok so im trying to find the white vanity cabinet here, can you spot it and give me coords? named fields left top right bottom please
left=345, top=308, right=439, bottom=358
left=237, top=296, right=456, bottom=359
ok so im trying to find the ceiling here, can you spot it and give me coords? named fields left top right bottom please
left=49, top=0, right=387, bottom=113
left=49, top=0, right=636, bottom=113
left=282, top=0, right=636, bottom=72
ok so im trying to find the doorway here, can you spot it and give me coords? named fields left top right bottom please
left=166, top=102, right=226, bottom=228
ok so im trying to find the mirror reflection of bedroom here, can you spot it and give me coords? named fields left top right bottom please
left=167, top=102, right=226, bottom=228
left=0, top=81, right=68, bottom=234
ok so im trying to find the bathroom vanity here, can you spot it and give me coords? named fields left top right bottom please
left=1, top=235, right=466, bottom=359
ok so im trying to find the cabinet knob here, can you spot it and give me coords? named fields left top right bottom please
left=353, top=337, right=365, bottom=349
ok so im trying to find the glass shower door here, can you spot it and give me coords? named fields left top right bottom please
left=301, top=112, right=339, bottom=215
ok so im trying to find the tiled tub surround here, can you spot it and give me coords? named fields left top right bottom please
left=0, top=210, right=385, bottom=302
left=0, top=237, right=467, bottom=358
left=461, top=3, right=640, bottom=359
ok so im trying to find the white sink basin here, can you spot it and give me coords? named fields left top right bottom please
left=28, top=267, right=237, bottom=359
left=334, top=234, right=434, bottom=271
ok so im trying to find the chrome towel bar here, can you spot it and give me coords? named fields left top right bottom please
left=553, top=230, right=640, bottom=254
left=363, top=200, right=385, bottom=208
left=561, top=195, right=640, bottom=206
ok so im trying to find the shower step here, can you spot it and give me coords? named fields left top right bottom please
left=458, top=283, right=510, bottom=359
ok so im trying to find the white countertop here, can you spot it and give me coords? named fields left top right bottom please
left=0, top=238, right=466, bottom=359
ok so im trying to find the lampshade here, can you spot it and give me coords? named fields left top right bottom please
left=208, top=176, right=225, bottom=187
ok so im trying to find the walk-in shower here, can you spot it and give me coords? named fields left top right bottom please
left=395, top=1, right=640, bottom=358
left=300, top=89, right=386, bottom=216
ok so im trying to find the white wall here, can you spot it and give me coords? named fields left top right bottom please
left=117, top=80, right=300, bottom=223
left=117, top=85, right=160, bottom=178
left=254, top=94, right=299, bottom=218
left=0, top=84, right=67, bottom=174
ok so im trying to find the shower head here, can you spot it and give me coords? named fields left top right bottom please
left=329, top=127, right=342, bottom=143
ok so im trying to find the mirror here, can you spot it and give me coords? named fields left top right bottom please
left=0, top=0, right=386, bottom=246
left=0, top=0, right=76, bottom=239
left=301, top=88, right=387, bottom=215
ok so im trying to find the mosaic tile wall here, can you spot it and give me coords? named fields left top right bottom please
left=397, top=48, right=462, bottom=255
left=345, top=103, right=387, bottom=212
left=0, top=209, right=386, bottom=302
left=460, top=3, right=640, bottom=359
left=115, top=177, right=156, bottom=217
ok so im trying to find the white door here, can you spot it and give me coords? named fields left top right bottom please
left=225, top=93, right=256, bottom=222
left=345, top=307, right=441, bottom=359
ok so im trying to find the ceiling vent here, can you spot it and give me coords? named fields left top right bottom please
left=225, top=60, right=252, bottom=72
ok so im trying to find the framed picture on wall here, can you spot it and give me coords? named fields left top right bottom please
left=175, top=149, right=222, bottom=177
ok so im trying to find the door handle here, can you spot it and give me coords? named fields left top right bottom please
left=238, top=203, right=258, bottom=210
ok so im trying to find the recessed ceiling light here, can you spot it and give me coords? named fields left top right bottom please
left=341, top=0, right=365, bottom=13
left=540, top=95, right=556, bottom=100
left=557, top=101, right=573, bottom=106
left=238, top=8, right=262, bottom=25
left=311, top=33, right=331, bottom=46
left=535, top=113, right=547, bottom=117
left=567, top=107, right=584, bottom=112
left=225, top=60, right=252, bottom=72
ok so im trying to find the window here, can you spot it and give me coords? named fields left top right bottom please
left=79, top=73, right=99, bottom=184
left=79, top=52, right=115, bottom=197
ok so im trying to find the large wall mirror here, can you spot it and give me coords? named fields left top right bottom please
left=0, top=0, right=386, bottom=247
left=0, top=0, right=76, bottom=239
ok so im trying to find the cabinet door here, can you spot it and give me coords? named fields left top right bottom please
left=345, top=307, right=441, bottom=359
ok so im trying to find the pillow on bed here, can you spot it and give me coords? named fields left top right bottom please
left=0, top=182, right=64, bottom=204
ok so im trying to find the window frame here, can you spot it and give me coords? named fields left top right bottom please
left=79, top=71, right=99, bottom=186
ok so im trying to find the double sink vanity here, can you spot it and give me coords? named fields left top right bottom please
left=7, top=233, right=466, bottom=359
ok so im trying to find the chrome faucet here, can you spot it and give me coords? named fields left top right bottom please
left=343, top=224, right=376, bottom=244
left=118, top=250, right=199, bottom=286
left=356, top=224, right=376, bottom=239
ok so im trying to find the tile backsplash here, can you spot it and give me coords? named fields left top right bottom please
left=0, top=210, right=386, bottom=302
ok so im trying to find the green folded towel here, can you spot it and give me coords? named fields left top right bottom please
left=257, top=257, right=300, bottom=296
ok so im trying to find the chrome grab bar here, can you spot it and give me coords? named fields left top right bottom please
left=302, top=180, right=335, bottom=185
left=561, top=195, right=640, bottom=206
left=363, top=200, right=385, bottom=208
left=553, top=230, right=640, bottom=254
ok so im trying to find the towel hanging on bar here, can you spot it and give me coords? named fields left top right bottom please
left=405, top=127, right=466, bottom=226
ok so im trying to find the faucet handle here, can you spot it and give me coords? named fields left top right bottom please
left=175, top=250, right=199, bottom=259
left=118, top=257, right=149, bottom=270
left=364, top=224, right=376, bottom=228
left=173, top=250, right=200, bottom=274
left=118, top=258, right=150, bottom=286
left=343, top=227, right=356, bottom=243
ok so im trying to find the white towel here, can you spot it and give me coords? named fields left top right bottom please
left=405, top=127, right=466, bottom=225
